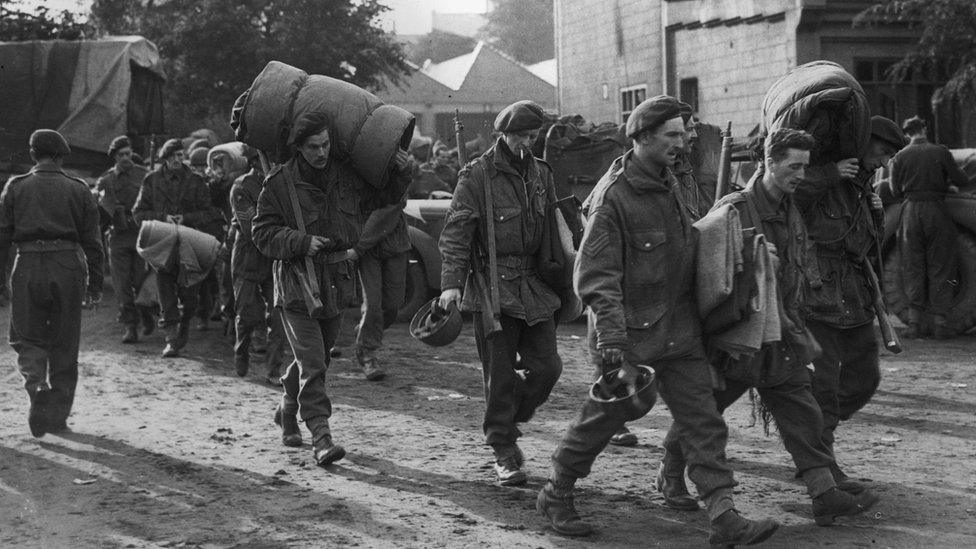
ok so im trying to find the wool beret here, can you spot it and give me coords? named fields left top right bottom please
left=158, top=138, right=183, bottom=160
left=189, top=147, right=210, bottom=167
left=625, top=95, right=683, bottom=138
left=870, top=116, right=907, bottom=151
left=108, top=135, right=131, bottom=158
left=29, top=129, right=71, bottom=157
left=494, top=100, right=545, bottom=133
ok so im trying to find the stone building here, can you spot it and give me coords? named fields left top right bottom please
left=555, top=0, right=959, bottom=144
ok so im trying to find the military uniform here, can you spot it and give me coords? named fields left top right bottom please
left=438, top=137, right=563, bottom=459
left=132, top=162, right=213, bottom=350
left=353, top=196, right=410, bottom=378
left=96, top=163, right=150, bottom=332
left=889, top=136, right=968, bottom=322
left=0, top=159, right=104, bottom=433
left=252, top=154, right=406, bottom=450
left=230, top=168, right=285, bottom=378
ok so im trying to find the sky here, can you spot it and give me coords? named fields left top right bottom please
left=19, top=0, right=489, bottom=35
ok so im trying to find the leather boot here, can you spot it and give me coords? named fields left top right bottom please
left=122, top=325, right=139, bottom=344
left=654, top=460, right=700, bottom=511
left=829, top=462, right=865, bottom=495
left=312, top=429, right=346, bottom=466
left=273, top=404, right=303, bottom=447
left=708, top=510, right=779, bottom=548
left=234, top=354, right=249, bottom=377
left=536, top=477, right=593, bottom=536
left=813, top=487, right=880, bottom=526
left=608, top=426, right=638, bottom=446
left=28, top=388, right=53, bottom=438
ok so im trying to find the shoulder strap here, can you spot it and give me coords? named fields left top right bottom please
left=285, top=176, right=321, bottom=299
left=478, top=160, right=501, bottom=318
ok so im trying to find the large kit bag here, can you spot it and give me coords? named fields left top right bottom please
left=231, top=61, right=415, bottom=189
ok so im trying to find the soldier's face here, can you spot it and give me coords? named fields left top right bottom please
left=299, top=130, right=331, bottom=169
left=115, top=147, right=134, bottom=169
left=638, top=117, right=685, bottom=167
left=862, top=140, right=897, bottom=173
left=165, top=150, right=185, bottom=170
left=502, top=129, right=539, bottom=159
left=681, top=120, right=698, bottom=154
left=766, top=148, right=810, bottom=195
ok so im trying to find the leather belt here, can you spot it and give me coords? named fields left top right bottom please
left=17, top=239, right=79, bottom=253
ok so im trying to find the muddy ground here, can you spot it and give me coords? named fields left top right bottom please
left=1, top=284, right=975, bottom=548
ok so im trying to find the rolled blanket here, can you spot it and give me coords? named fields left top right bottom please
left=694, top=203, right=743, bottom=316
left=137, top=220, right=220, bottom=287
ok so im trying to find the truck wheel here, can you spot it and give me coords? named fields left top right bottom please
left=397, top=251, right=432, bottom=323
left=883, top=230, right=976, bottom=334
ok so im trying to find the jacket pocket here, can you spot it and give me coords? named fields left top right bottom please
left=624, top=228, right=667, bottom=285
left=492, top=206, right=522, bottom=248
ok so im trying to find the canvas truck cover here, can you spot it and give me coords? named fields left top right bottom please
left=543, top=116, right=628, bottom=201
left=0, top=36, right=165, bottom=165
left=761, top=60, right=870, bottom=165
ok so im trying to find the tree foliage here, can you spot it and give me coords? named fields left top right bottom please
left=481, top=0, right=554, bottom=65
left=857, top=0, right=976, bottom=101
left=0, top=1, right=93, bottom=41
left=88, top=0, right=411, bottom=135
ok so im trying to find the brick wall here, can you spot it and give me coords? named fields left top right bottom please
left=672, top=17, right=795, bottom=135
left=556, top=0, right=663, bottom=124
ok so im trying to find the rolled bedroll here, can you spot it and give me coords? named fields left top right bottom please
left=761, top=60, right=871, bottom=164
left=137, top=220, right=220, bottom=287
left=231, top=61, right=415, bottom=189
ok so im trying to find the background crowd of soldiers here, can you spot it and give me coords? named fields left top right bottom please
left=1, top=73, right=967, bottom=546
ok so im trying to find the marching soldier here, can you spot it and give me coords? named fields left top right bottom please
left=96, top=136, right=150, bottom=343
left=438, top=100, right=565, bottom=486
left=0, top=130, right=104, bottom=437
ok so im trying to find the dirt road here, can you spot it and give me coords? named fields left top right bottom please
left=1, top=292, right=975, bottom=548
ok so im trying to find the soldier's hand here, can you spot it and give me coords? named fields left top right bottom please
left=600, top=346, right=624, bottom=367
left=306, top=235, right=331, bottom=256
left=868, top=192, right=883, bottom=211
left=392, top=148, right=410, bottom=172
left=615, top=360, right=640, bottom=396
left=948, top=185, right=960, bottom=194
left=836, top=158, right=859, bottom=179
left=438, top=288, right=462, bottom=311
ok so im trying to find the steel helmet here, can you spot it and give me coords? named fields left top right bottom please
left=588, top=364, right=657, bottom=421
left=410, top=298, right=462, bottom=347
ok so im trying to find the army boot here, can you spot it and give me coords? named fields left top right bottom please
left=122, top=324, right=139, bottom=344
left=234, top=354, right=249, bottom=377
left=813, top=487, right=880, bottom=526
left=537, top=475, right=593, bottom=536
left=829, top=462, right=866, bottom=495
left=273, top=403, right=303, bottom=447
left=655, top=455, right=700, bottom=511
left=705, top=489, right=778, bottom=548
left=311, top=420, right=345, bottom=466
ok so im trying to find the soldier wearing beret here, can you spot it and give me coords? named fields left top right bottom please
left=889, top=115, right=969, bottom=339
left=794, top=115, right=905, bottom=492
left=133, top=138, right=215, bottom=358
left=0, top=129, right=104, bottom=437
left=97, top=136, right=152, bottom=343
left=536, top=96, right=778, bottom=546
left=438, top=100, right=565, bottom=486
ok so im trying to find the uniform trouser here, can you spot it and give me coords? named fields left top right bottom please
left=474, top=314, right=562, bottom=452
left=900, top=200, right=958, bottom=316
left=354, top=251, right=408, bottom=359
left=551, top=358, right=735, bottom=504
left=10, top=250, right=85, bottom=421
left=233, top=276, right=284, bottom=369
left=156, top=268, right=200, bottom=343
left=196, top=268, right=219, bottom=321
left=660, top=367, right=835, bottom=497
left=807, top=320, right=880, bottom=455
left=109, top=245, right=147, bottom=327
left=280, top=308, right=341, bottom=436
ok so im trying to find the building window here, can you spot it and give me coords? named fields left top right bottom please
left=620, top=84, right=647, bottom=124
left=679, top=78, right=699, bottom=114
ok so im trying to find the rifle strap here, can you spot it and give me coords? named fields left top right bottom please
left=285, top=176, right=322, bottom=299
left=478, top=161, right=501, bottom=318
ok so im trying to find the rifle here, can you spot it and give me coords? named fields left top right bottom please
left=714, top=121, right=733, bottom=203
left=863, top=257, right=902, bottom=354
left=454, top=110, right=501, bottom=336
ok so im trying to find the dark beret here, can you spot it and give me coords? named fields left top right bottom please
left=108, top=135, right=131, bottom=157
left=678, top=101, right=694, bottom=124
left=189, top=147, right=210, bottom=167
left=29, top=129, right=71, bottom=157
left=626, top=95, right=683, bottom=138
left=158, top=138, right=183, bottom=160
left=902, top=115, right=926, bottom=134
left=870, top=116, right=907, bottom=151
left=494, top=100, right=545, bottom=133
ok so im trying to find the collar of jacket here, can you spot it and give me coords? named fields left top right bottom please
left=746, top=172, right=789, bottom=221
left=909, top=135, right=929, bottom=145
left=31, top=160, right=65, bottom=174
left=487, top=138, right=540, bottom=181
left=621, top=149, right=670, bottom=192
